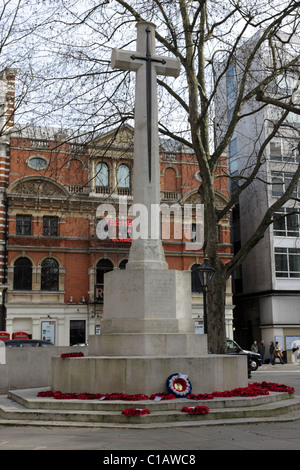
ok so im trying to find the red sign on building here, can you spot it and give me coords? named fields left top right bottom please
left=105, top=218, right=132, bottom=242
left=94, top=284, right=104, bottom=304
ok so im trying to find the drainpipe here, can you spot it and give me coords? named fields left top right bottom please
left=0, top=193, right=8, bottom=330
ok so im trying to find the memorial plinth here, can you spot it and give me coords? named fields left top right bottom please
left=51, top=354, right=247, bottom=396
left=51, top=21, right=248, bottom=396
left=88, top=269, right=207, bottom=357
left=51, top=266, right=247, bottom=395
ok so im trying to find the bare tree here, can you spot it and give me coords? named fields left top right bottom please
left=14, top=0, right=300, bottom=353
left=0, top=0, right=69, bottom=139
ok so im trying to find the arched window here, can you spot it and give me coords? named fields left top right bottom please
left=164, top=167, right=177, bottom=191
left=41, top=258, right=59, bottom=291
left=96, top=162, right=109, bottom=187
left=96, top=259, right=114, bottom=285
left=118, top=164, right=130, bottom=188
left=13, top=258, right=32, bottom=290
left=191, top=264, right=203, bottom=293
left=119, top=259, right=128, bottom=269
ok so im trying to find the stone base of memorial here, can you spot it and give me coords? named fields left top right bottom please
left=51, top=269, right=247, bottom=396
left=51, top=354, right=246, bottom=396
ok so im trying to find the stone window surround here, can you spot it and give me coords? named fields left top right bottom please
left=92, top=158, right=132, bottom=192
left=8, top=255, right=65, bottom=292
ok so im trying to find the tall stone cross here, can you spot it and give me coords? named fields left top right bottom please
left=111, top=21, right=180, bottom=270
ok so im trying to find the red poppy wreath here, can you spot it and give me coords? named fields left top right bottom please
left=121, top=408, right=150, bottom=416
left=181, top=405, right=209, bottom=415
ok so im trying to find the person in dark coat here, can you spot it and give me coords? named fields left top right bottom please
left=258, top=340, right=265, bottom=364
left=269, top=341, right=275, bottom=365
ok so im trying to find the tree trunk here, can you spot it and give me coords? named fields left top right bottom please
left=206, top=266, right=227, bottom=354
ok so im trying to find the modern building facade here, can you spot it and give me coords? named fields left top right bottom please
left=216, top=31, right=300, bottom=360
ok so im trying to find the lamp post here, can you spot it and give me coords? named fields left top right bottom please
left=197, top=258, right=216, bottom=335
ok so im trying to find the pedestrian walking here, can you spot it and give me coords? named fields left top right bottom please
left=274, top=341, right=284, bottom=364
left=269, top=341, right=275, bottom=365
left=292, top=342, right=299, bottom=364
left=258, top=340, right=265, bottom=364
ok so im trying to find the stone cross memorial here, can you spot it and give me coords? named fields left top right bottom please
left=111, top=21, right=180, bottom=270
left=51, top=22, right=247, bottom=396
left=102, top=22, right=194, bottom=337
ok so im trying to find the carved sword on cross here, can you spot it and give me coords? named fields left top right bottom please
left=111, top=22, right=180, bottom=184
left=130, top=26, right=166, bottom=182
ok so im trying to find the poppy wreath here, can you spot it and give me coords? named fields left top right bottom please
left=60, top=352, right=84, bottom=359
left=166, top=373, right=192, bottom=398
left=76, top=393, right=103, bottom=400
left=187, top=393, right=214, bottom=400
left=37, top=390, right=55, bottom=398
left=181, top=405, right=209, bottom=415
left=150, top=393, right=177, bottom=401
left=251, top=381, right=295, bottom=394
left=36, top=381, right=294, bottom=400
left=53, top=391, right=78, bottom=400
left=122, top=394, right=149, bottom=401
left=100, top=393, right=149, bottom=401
left=121, top=408, right=150, bottom=416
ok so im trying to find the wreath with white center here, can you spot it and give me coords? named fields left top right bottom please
left=166, top=373, right=192, bottom=398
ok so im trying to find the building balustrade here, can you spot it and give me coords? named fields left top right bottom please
left=161, top=190, right=180, bottom=201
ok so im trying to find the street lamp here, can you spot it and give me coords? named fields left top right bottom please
left=197, top=258, right=215, bottom=334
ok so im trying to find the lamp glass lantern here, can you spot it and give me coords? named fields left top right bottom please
left=197, top=258, right=216, bottom=289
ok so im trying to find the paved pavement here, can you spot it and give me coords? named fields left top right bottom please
left=0, top=363, right=300, bottom=454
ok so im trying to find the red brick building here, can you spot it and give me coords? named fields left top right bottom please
left=0, top=70, right=233, bottom=345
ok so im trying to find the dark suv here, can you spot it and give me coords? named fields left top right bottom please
left=227, top=338, right=262, bottom=371
left=4, top=339, right=53, bottom=347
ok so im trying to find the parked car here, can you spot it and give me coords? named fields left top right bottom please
left=4, top=339, right=54, bottom=347
left=227, top=338, right=262, bottom=371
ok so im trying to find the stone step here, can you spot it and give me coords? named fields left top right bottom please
left=7, top=387, right=291, bottom=411
left=0, top=388, right=300, bottom=428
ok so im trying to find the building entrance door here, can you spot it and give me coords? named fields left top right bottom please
left=70, top=320, right=86, bottom=345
